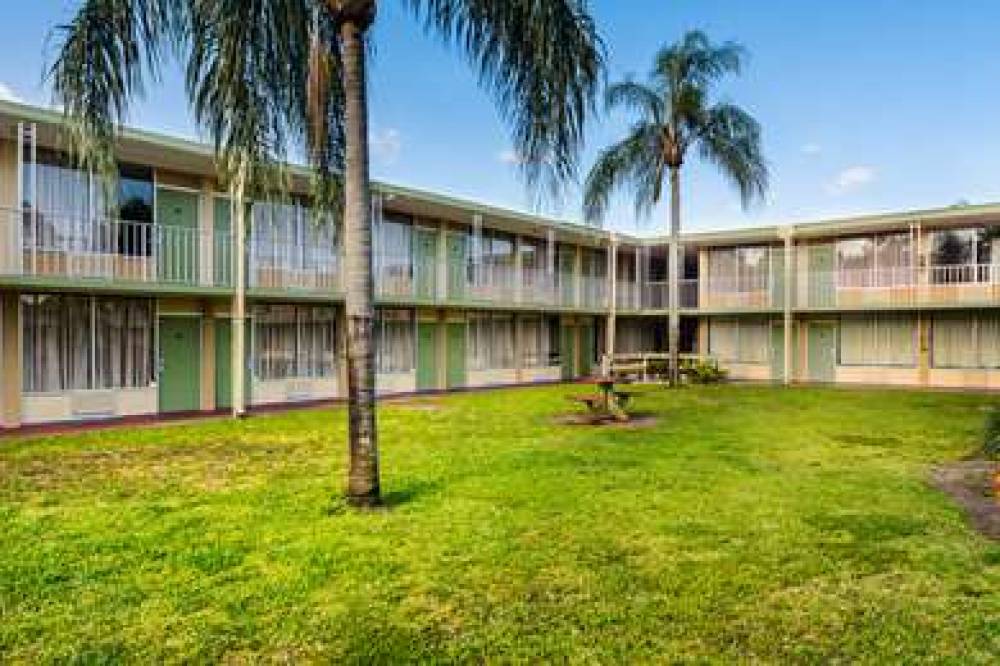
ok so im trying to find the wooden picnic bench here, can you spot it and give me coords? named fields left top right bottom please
left=567, top=377, right=636, bottom=422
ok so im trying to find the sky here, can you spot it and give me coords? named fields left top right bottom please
left=2, top=1, right=1000, bottom=235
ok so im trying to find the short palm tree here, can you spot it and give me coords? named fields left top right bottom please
left=51, top=0, right=603, bottom=507
left=584, top=30, right=767, bottom=384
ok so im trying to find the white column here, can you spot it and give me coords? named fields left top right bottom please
left=232, top=193, right=247, bottom=417
left=605, top=235, right=618, bottom=375
left=782, top=227, right=794, bottom=386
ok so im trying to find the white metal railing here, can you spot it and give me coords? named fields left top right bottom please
left=580, top=274, right=609, bottom=309
left=802, top=264, right=1000, bottom=308
left=1, top=206, right=232, bottom=288
left=521, top=266, right=558, bottom=306
left=616, top=281, right=642, bottom=310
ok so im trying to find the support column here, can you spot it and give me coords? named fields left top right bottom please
left=605, top=235, right=618, bottom=375
left=232, top=197, right=247, bottom=417
left=783, top=227, right=794, bottom=385
left=514, top=235, right=524, bottom=305
left=917, top=313, right=930, bottom=386
left=574, top=244, right=583, bottom=308
left=201, top=301, right=216, bottom=412
left=437, top=220, right=448, bottom=302
left=1, top=292, right=22, bottom=428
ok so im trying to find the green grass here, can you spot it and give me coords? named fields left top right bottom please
left=1, top=385, right=998, bottom=663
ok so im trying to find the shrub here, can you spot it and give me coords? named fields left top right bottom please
left=984, top=407, right=1000, bottom=459
left=687, top=361, right=728, bottom=385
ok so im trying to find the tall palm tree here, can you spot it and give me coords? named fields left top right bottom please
left=584, top=30, right=767, bottom=384
left=50, top=0, right=603, bottom=507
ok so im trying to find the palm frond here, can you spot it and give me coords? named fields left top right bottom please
left=653, top=29, right=745, bottom=96
left=404, top=0, right=605, bottom=197
left=697, top=103, right=768, bottom=208
left=583, top=122, right=663, bottom=224
left=605, top=80, right=663, bottom=124
left=49, top=0, right=188, bottom=178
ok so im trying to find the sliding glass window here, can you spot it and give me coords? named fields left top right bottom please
left=252, top=304, right=337, bottom=380
left=22, top=295, right=154, bottom=392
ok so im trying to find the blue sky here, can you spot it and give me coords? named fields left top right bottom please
left=2, top=1, right=1000, bottom=234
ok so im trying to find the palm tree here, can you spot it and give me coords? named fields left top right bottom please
left=584, top=30, right=767, bottom=384
left=50, top=0, right=603, bottom=507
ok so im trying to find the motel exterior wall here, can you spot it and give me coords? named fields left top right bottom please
left=2, top=99, right=1000, bottom=429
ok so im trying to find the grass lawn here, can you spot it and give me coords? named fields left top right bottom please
left=1, top=385, right=998, bottom=662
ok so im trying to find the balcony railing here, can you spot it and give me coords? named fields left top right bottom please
left=801, top=265, right=1000, bottom=308
left=1, top=207, right=232, bottom=288
left=248, top=239, right=341, bottom=293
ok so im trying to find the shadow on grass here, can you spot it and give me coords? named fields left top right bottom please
left=327, top=478, right=445, bottom=515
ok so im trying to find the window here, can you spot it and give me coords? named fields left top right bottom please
left=707, top=246, right=772, bottom=294
left=250, top=199, right=338, bottom=271
left=929, top=228, right=992, bottom=283
left=22, top=148, right=154, bottom=256
left=837, top=233, right=912, bottom=287
left=376, top=309, right=415, bottom=374
left=932, top=314, right=1000, bottom=369
left=468, top=312, right=515, bottom=370
left=839, top=314, right=915, bottom=366
left=376, top=213, right=414, bottom=295
left=520, top=316, right=556, bottom=368
left=708, top=318, right=768, bottom=364
left=22, top=295, right=154, bottom=392
left=615, top=319, right=656, bottom=354
left=252, top=304, right=336, bottom=380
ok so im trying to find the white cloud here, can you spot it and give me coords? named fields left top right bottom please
left=826, top=165, right=876, bottom=195
left=497, top=148, right=524, bottom=165
left=0, top=82, right=25, bottom=103
left=800, top=142, right=822, bottom=156
left=370, top=128, right=402, bottom=165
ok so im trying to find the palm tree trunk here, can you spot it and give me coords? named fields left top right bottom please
left=340, top=18, right=380, bottom=507
left=668, top=165, right=681, bottom=386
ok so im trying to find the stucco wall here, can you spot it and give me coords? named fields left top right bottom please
left=251, top=377, right=339, bottom=406
left=21, top=388, right=158, bottom=425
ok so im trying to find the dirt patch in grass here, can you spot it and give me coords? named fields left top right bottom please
left=931, top=459, right=1000, bottom=540
left=385, top=398, right=446, bottom=412
left=553, top=412, right=660, bottom=429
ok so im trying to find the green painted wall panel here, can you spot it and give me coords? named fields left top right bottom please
left=808, top=323, right=837, bottom=382
left=416, top=322, right=438, bottom=390
left=446, top=322, right=466, bottom=388
left=215, top=319, right=232, bottom=410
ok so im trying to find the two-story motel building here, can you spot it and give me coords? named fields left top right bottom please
left=1, top=99, right=999, bottom=429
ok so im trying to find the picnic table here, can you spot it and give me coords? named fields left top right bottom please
left=567, top=376, right=636, bottom=422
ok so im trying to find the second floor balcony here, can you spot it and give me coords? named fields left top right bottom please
left=1, top=207, right=233, bottom=290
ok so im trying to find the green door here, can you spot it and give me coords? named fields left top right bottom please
left=770, top=247, right=786, bottom=308
left=213, top=197, right=232, bottom=287
left=416, top=322, right=438, bottom=390
left=808, top=322, right=837, bottom=382
left=156, top=188, right=199, bottom=284
left=770, top=323, right=785, bottom=383
left=446, top=322, right=467, bottom=388
left=215, top=319, right=232, bottom=410
left=558, top=248, right=576, bottom=306
left=414, top=227, right=438, bottom=300
left=159, top=316, right=201, bottom=412
left=579, top=323, right=595, bottom=377
left=808, top=245, right=836, bottom=308
left=560, top=325, right=576, bottom=380
left=446, top=233, right=468, bottom=301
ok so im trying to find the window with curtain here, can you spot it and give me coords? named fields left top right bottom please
left=708, top=318, right=768, bottom=363
left=252, top=304, right=336, bottom=380
left=376, top=309, right=415, bottom=374
left=22, top=148, right=154, bottom=257
left=468, top=312, right=516, bottom=370
left=377, top=213, right=413, bottom=293
left=932, top=314, right=1000, bottom=369
left=615, top=319, right=656, bottom=354
left=22, top=295, right=154, bottom=393
left=520, top=316, right=553, bottom=368
left=250, top=199, right=338, bottom=272
left=839, top=314, right=915, bottom=366
left=707, top=246, right=771, bottom=294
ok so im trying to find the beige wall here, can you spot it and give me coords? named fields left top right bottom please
left=21, top=388, right=157, bottom=425
left=0, top=138, right=16, bottom=209
left=251, top=377, right=339, bottom=406
left=834, top=366, right=920, bottom=386
left=722, top=362, right=771, bottom=382
left=0, top=291, right=20, bottom=427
